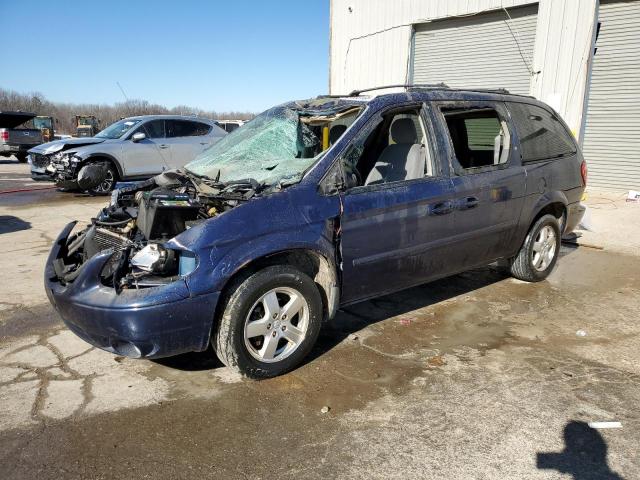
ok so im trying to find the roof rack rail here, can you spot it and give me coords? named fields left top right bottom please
left=347, top=83, right=450, bottom=96
left=444, top=86, right=537, bottom=98
left=320, top=84, right=532, bottom=99
left=464, top=87, right=511, bottom=94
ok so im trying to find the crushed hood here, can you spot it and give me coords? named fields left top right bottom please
left=29, top=137, right=106, bottom=154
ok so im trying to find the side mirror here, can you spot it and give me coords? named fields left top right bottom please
left=132, top=132, right=146, bottom=143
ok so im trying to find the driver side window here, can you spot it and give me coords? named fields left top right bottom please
left=340, top=106, right=432, bottom=189
left=133, top=120, right=165, bottom=139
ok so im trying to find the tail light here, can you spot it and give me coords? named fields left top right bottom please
left=0, top=130, right=8, bottom=141
left=580, top=160, right=588, bottom=186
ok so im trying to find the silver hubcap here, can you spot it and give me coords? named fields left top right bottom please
left=532, top=225, right=557, bottom=271
left=244, top=287, right=309, bottom=363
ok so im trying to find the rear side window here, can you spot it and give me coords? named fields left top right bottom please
left=167, top=120, right=211, bottom=137
left=508, top=103, right=576, bottom=161
left=442, top=107, right=510, bottom=170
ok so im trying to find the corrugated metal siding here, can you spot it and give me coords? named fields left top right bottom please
left=411, top=5, right=538, bottom=94
left=465, top=118, right=502, bottom=150
left=330, top=0, right=598, bottom=160
left=582, top=0, right=640, bottom=190
left=330, top=0, right=536, bottom=94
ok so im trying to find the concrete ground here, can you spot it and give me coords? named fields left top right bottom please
left=568, top=189, right=640, bottom=257
left=1, top=160, right=639, bottom=479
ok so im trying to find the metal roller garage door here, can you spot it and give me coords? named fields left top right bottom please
left=410, top=5, right=538, bottom=95
left=582, top=0, right=640, bottom=190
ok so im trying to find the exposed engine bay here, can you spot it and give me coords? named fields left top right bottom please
left=51, top=99, right=366, bottom=291
left=53, top=169, right=259, bottom=290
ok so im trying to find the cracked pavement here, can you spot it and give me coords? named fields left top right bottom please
left=0, top=329, right=169, bottom=429
left=1, top=162, right=639, bottom=479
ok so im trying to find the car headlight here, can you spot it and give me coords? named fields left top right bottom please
left=130, top=244, right=176, bottom=273
left=131, top=244, right=197, bottom=277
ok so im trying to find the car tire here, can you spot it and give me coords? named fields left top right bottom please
left=213, top=265, right=323, bottom=379
left=86, top=161, right=117, bottom=196
left=510, top=214, right=561, bottom=282
left=16, top=153, right=27, bottom=163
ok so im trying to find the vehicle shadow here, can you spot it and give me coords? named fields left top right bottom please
left=157, top=263, right=511, bottom=372
left=0, top=215, right=32, bottom=234
left=310, top=264, right=510, bottom=362
left=154, top=345, right=224, bottom=371
left=537, top=420, right=624, bottom=479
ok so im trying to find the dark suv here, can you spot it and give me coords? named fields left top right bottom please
left=45, top=86, right=586, bottom=378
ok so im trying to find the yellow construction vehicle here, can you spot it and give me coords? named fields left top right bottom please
left=75, top=115, right=100, bottom=137
left=33, top=116, right=55, bottom=142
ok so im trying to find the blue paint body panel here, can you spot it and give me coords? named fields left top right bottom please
left=45, top=89, right=586, bottom=359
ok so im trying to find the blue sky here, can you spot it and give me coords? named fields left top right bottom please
left=0, top=0, right=329, bottom=113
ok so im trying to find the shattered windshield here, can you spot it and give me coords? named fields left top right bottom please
left=185, top=100, right=364, bottom=186
left=95, top=119, right=141, bottom=139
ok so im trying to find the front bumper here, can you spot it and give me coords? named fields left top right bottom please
left=45, top=222, right=220, bottom=359
left=53, top=177, right=80, bottom=189
left=28, top=153, right=54, bottom=180
left=51, top=165, right=79, bottom=189
left=31, top=172, right=53, bottom=181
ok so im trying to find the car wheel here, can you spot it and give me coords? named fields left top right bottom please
left=214, top=265, right=323, bottom=379
left=86, top=162, right=117, bottom=196
left=16, top=153, right=27, bottom=163
left=510, top=214, right=561, bottom=282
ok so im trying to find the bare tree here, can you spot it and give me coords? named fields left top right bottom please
left=0, top=87, right=255, bottom=135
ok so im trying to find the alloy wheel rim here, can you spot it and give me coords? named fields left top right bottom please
left=532, top=225, right=557, bottom=271
left=95, top=170, right=114, bottom=193
left=244, top=287, right=309, bottom=363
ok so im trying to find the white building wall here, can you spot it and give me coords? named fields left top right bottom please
left=330, top=0, right=598, bottom=141
left=530, top=0, right=598, bottom=141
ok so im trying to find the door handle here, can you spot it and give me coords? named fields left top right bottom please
left=458, top=196, right=479, bottom=210
left=159, top=144, right=169, bottom=149
left=429, top=201, right=454, bottom=216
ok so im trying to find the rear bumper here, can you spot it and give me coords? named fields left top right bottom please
left=45, top=222, right=220, bottom=359
left=564, top=202, right=586, bottom=234
left=0, top=144, right=34, bottom=153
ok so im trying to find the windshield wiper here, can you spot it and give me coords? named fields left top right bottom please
left=184, top=169, right=228, bottom=191
left=276, top=174, right=302, bottom=190
left=223, top=178, right=261, bottom=191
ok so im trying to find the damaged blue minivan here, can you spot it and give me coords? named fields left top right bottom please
left=46, top=86, right=586, bottom=378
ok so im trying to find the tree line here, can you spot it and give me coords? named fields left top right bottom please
left=0, top=87, right=255, bottom=134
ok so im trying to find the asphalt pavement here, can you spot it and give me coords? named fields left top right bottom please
left=1, top=161, right=639, bottom=479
